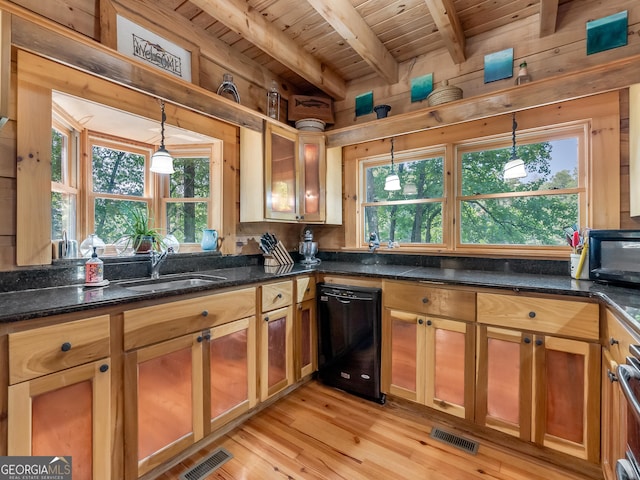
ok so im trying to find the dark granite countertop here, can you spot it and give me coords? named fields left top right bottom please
left=1, top=257, right=639, bottom=332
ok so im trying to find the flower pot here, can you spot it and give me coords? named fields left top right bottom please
left=373, top=104, right=391, bottom=119
left=134, top=235, right=154, bottom=254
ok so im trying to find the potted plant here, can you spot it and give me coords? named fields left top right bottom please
left=124, top=207, right=164, bottom=254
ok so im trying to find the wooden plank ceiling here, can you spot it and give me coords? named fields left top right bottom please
left=156, top=0, right=568, bottom=100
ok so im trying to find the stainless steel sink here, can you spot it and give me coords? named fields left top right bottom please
left=116, top=274, right=227, bottom=293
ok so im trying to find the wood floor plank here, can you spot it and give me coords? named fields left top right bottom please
left=151, top=381, right=599, bottom=480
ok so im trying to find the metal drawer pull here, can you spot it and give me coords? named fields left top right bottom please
left=99, top=364, right=109, bottom=373
left=202, top=310, right=209, bottom=317
left=528, top=311, right=536, bottom=318
left=61, top=342, right=72, bottom=352
left=276, top=293, right=283, bottom=299
left=610, top=337, right=619, bottom=345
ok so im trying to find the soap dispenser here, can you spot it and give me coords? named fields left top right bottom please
left=85, top=246, right=104, bottom=284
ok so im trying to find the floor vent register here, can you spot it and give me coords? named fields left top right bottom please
left=179, top=447, right=234, bottom=480
left=429, top=427, right=479, bottom=455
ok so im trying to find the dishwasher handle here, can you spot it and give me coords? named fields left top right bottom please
left=320, top=291, right=376, bottom=303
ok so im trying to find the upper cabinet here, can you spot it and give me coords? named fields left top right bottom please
left=240, top=124, right=341, bottom=224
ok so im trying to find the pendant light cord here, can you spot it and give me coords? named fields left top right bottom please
left=511, top=112, right=517, bottom=159
left=390, top=137, right=395, bottom=172
left=160, top=100, right=167, bottom=149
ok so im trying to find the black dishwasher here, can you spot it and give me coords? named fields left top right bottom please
left=317, top=283, right=384, bottom=403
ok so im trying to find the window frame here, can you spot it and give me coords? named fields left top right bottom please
left=354, top=120, right=591, bottom=256
left=454, top=121, right=589, bottom=255
left=51, top=113, right=79, bottom=241
left=358, top=146, right=449, bottom=249
left=157, top=143, right=223, bottom=252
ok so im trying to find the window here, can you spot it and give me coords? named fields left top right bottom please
left=357, top=122, right=588, bottom=254
left=361, top=148, right=445, bottom=245
left=51, top=117, right=78, bottom=241
left=161, top=146, right=217, bottom=245
left=458, top=125, right=585, bottom=248
left=87, top=134, right=151, bottom=245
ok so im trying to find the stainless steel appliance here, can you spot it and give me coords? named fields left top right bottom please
left=617, top=344, right=640, bottom=479
left=299, top=227, right=320, bottom=265
left=589, top=230, right=640, bottom=286
left=317, top=284, right=384, bottom=403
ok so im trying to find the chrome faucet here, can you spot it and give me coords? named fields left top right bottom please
left=368, top=232, right=380, bottom=252
left=149, top=250, right=168, bottom=279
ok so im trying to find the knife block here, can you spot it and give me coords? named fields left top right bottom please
left=263, top=241, right=293, bottom=266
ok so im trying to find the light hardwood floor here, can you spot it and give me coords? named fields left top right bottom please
left=157, top=381, right=597, bottom=480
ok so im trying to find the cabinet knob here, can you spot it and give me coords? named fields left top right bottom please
left=306, top=287, right=310, bottom=292
left=264, top=316, right=269, bottom=322
left=197, top=336, right=203, bottom=343
left=524, top=337, right=531, bottom=344
left=276, top=293, right=283, bottom=299
left=204, top=333, right=211, bottom=341
left=610, top=337, right=619, bottom=346
left=201, top=310, right=209, bottom=317
left=607, top=369, right=618, bottom=383
left=422, top=297, right=429, bottom=304
left=61, top=342, right=72, bottom=352
left=528, top=311, right=536, bottom=318
left=426, top=320, right=432, bottom=326
left=99, top=364, right=109, bottom=373
left=535, top=339, right=543, bottom=346
left=418, top=319, right=424, bottom=325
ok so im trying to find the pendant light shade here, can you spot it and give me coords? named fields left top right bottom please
left=150, top=100, right=174, bottom=174
left=384, top=137, right=401, bottom=191
left=503, top=112, right=527, bottom=180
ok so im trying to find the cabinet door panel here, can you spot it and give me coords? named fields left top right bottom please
left=433, top=326, right=465, bottom=407
left=486, top=336, right=520, bottom=424
left=8, top=360, right=111, bottom=480
left=297, top=298, right=316, bottom=379
left=386, top=309, right=423, bottom=402
left=138, top=346, right=193, bottom=461
left=210, top=321, right=249, bottom=419
left=267, top=315, right=287, bottom=387
left=260, top=305, right=293, bottom=400
left=545, top=347, right=584, bottom=443
left=32, top=381, right=93, bottom=480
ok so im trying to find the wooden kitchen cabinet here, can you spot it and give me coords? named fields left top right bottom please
left=7, top=315, right=112, bottom=480
left=123, top=287, right=257, bottom=478
left=295, top=276, right=317, bottom=380
left=240, top=124, right=341, bottom=224
left=260, top=280, right=294, bottom=401
left=382, top=280, right=476, bottom=419
left=476, top=292, right=601, bottom=462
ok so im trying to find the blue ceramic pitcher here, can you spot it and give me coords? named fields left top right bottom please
left=201, top=229, right=220, bottom=251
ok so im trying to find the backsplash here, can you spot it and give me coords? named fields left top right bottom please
left=0, top=250, right=569, bottom=293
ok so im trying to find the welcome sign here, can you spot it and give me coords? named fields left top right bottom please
left=117, top=15, right=192, bottom=82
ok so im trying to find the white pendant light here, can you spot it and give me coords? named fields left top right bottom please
left=503, top=112, right=527, bottom=180
left=384, top=137, right=401, bottom=191
left=150, top=100, right=174, bottom=174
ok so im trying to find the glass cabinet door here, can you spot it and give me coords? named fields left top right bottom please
left=265, top=125, right=297, bottom=220
left=298, top=133, right=326, bottom=222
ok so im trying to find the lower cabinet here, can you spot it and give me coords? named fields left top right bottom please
left=476, top=292, right=601, bottom=462
left=295, top=275, right=317, bottom=380
left=383, top=308, right=475, bottom=419
left=122, top=287, right=257, bottom=479
left=260, top=305, right=294, bottom=401
left=7, top=314, right=112, bottom=480
left=601, top=349, right=624, bottom=480
left=8, top=359, right=112, bottom=480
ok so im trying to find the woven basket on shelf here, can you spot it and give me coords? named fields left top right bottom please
left=427, top=80, right=463, bottom=106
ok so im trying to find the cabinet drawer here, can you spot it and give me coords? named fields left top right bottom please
left=9, top=315, right=111, bottom=384
left=296, top=276, right=316, bottom=303
left=124, top=287, right=256, bottom=350
left=383, top=280, right=475, bottom=321
left=604, top=308, right=637, bottom=364
left=477, top=293, right=599, bottom=340
left=262, top=281, right=293, bottom=312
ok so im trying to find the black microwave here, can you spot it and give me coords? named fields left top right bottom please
left=589, top=230, right=640, bottom=286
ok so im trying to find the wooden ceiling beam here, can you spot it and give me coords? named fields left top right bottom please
left=305, top=0, right=398, bottom=84
left=188, top=0, right=347, bottom=100
left=424, top=0, right=466, bottom=64
left=539, top=0, right=559, bottom=37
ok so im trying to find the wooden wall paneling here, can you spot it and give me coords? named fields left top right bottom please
left=9, top=13, right=263, bottom=132
left=332, top=0, right=640, bottom=128
left=10, top=0, right=99, bottom=39
left=629, top=84, right=640, bottom=219
left=325, top=146, right=343, bottom=226
left=16, top=67, right=51, bottom=265
left=0, top=9, right=10, bottom=126
left=0, top=177, right=16, bottom=236
left=99, top=0, right=118, bottom=48
left=0, top=119, right=16, bottom=177
left=221, top=127, right=239, bottom=256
